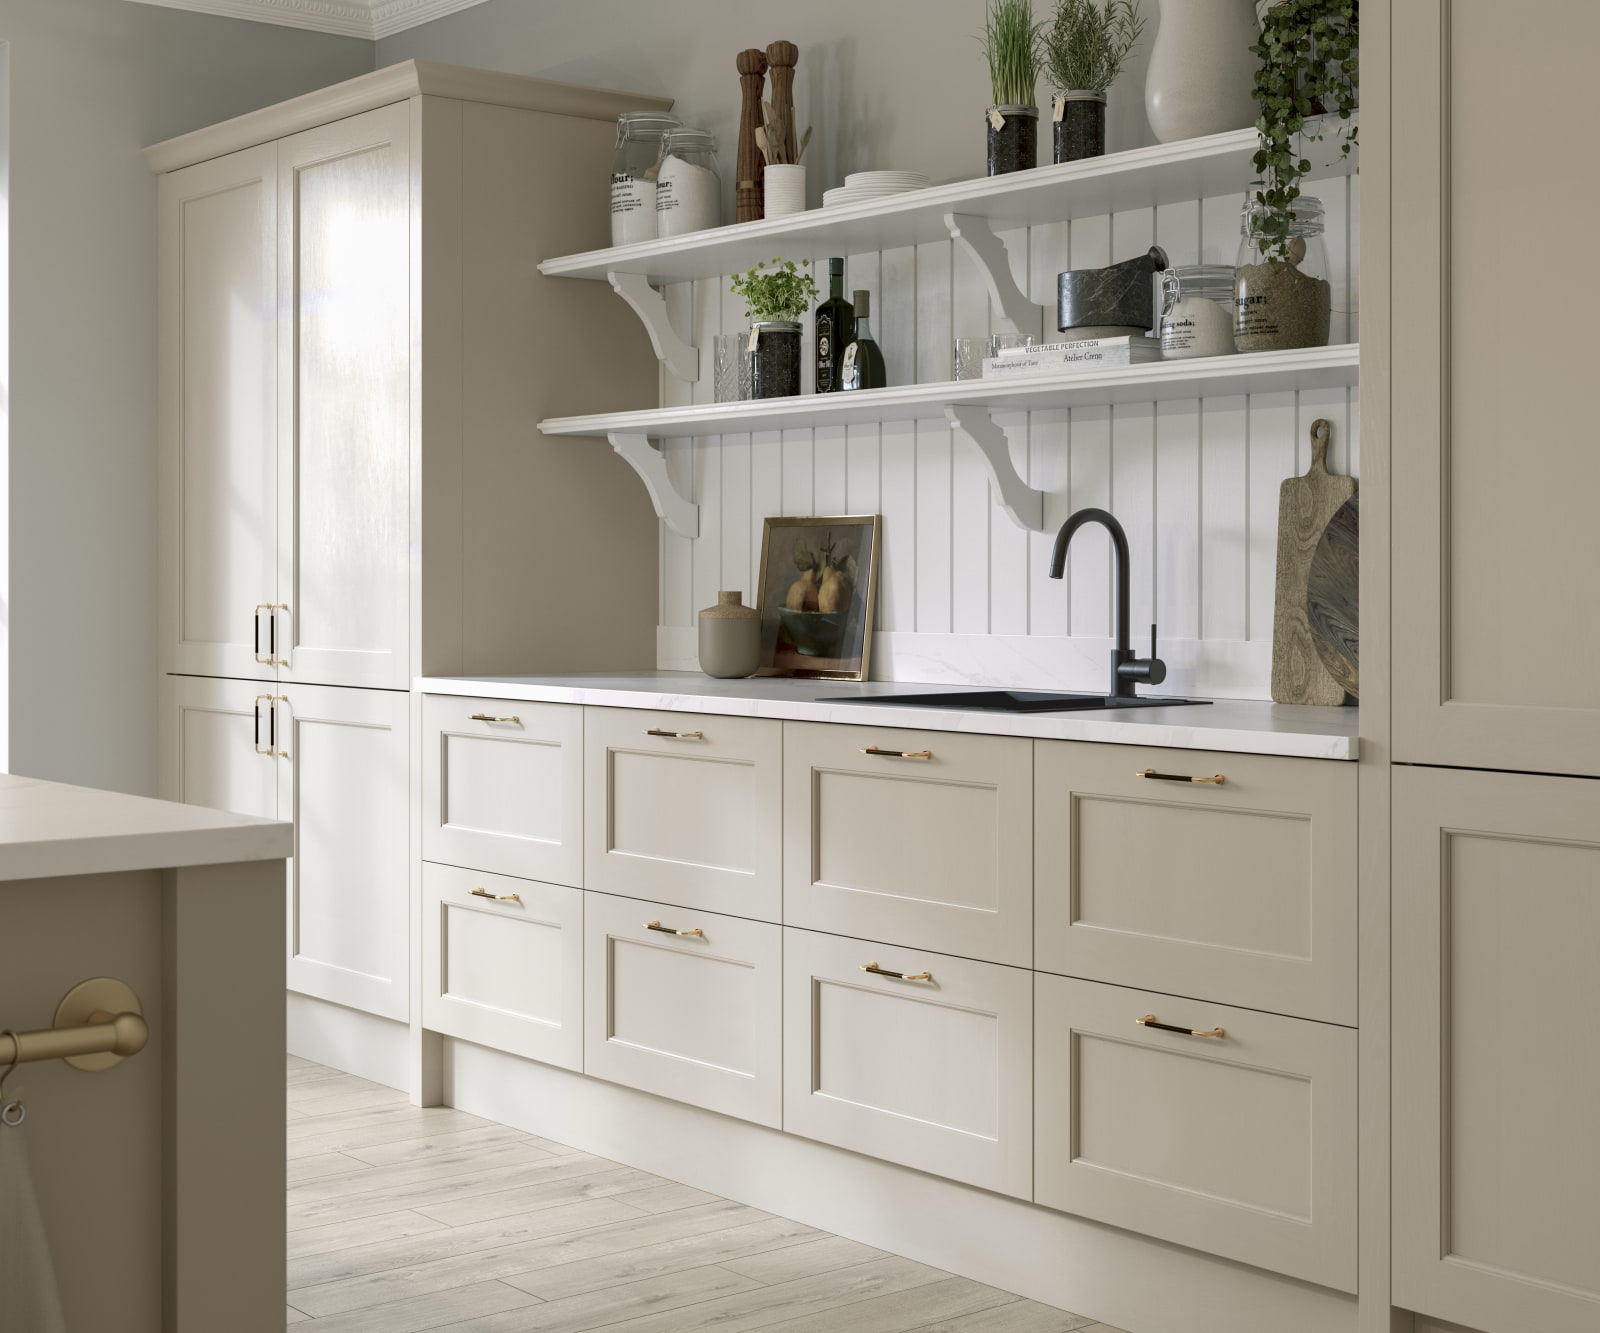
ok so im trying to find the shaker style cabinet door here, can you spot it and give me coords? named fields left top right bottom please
left=1393, top=765, right=1600, bottom=1333
left=278, top=683, right=411, bottom=1022
left=157, top=143, right=279, bottom=683
left=1392, top=2, right=1600, bottom=776
left=275, top=104, right=412, bottom=691
left=158, top=675, right=279, bottom=820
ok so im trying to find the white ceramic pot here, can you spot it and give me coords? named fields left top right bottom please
left=1144, top=0, right=1260, bottom=143
left=763, top=164, right=807, bottom=218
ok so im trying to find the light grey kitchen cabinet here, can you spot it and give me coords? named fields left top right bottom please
left=1392, top=764, right=1600, bottom=1333
left=1391, top=1, right=1600, bottom=778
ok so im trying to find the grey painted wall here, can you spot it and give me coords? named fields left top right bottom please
left=376, top=0, right=1161, bottom=219
left=4, top=0, right=372, bottom=794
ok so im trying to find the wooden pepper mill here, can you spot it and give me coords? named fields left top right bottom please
left=765, top=40, right=798, bottom=164
left=736, top=48, right=768, bottom=222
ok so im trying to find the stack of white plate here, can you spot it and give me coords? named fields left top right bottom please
left=822, top=170, right=931, bottom=207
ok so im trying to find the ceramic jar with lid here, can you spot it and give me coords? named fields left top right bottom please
left=698, top=591, right=761, bottom=678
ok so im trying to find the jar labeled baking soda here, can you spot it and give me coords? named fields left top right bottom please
left=1160, top=265, right=1238, bottom=359
left=1234, top=196, right=1332, bottom=352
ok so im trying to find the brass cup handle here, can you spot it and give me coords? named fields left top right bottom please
left=861, top=746, right=933, bottom=760
left=645, top=728, right=704, bottom=740
left=470, top=713, right=521, bottom=724
left=1136, top=768, right=1225, bottom=785
left=1137, top=1013, right=1225, bottom=1038
left=471, top=887, right=522, bottom=903
left=861, top=961, right=933, bottom=982
left=645, top=920, right=704, bottom=938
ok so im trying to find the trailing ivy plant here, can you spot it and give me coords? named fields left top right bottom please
left=1249, top=0, right=1358, bottom=262
left=1043, top=0, right=1146, bottom=95
left=729, top=258, right=819, bottom=323
left=980, top=0, right=1045, bottom=107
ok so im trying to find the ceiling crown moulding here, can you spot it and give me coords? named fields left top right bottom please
left=126, top=0, right=492, bottom=40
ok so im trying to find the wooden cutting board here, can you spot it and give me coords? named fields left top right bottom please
left=1307, top=495, right=1359, bottom=700
left=1272, top=419, right=1356, bottom=705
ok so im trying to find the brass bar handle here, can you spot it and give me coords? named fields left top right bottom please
left=1137, top=1013, right=1225, bottom=1039
left=645, top=728, right=704, bottom=740
left=254, top=694, right=276, bottom=755
left=268, top=695, right=289, bottom=759
left=861, top=746, right=933, bottom=760
left=253, top=603, right=274, bottom=665
left=1136, top=768, right=1225, bottom=785
left=470, top=887, right=522, bottom=903
left=470, top=713, right=521, bottom=724
left=268, top=603, right=290, bottom=667
left=645, top=920, right=704, bottom=938
left=861, top=961, right=933, bottom=982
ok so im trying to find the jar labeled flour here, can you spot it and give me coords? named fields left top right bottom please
left=1159, top=264, right=1238, bottom=359
left=656, top=128, right=722, bottom=237
left=610, top=111, right=681, bottom=246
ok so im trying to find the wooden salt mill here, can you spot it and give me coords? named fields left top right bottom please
left=765, top=40, right=798, bottom=164
left=736, top=48, right=768, bottom=222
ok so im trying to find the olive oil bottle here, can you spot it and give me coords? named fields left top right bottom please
left=813, top=258, right=854, bottom=393
left=840, top=290, right=886, bottom=391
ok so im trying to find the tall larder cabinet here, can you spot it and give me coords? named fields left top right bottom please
left=1388, top=6, right=1600, bottom=1333
left=150, top=62, right=665, bottom=1055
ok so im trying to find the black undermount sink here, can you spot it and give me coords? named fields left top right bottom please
left=824, top=690, right=1211, bottom=714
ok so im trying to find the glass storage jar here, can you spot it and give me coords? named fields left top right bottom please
left=1234, top=195, right=1332, bottom=351
left=1159, top=264, right=1238, bottom=359
left=610, top=110, right=682, bottom=246
left=655, top=128, right=722, bottom=238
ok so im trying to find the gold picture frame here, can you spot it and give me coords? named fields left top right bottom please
left=755, top=515, right=882, bottom=680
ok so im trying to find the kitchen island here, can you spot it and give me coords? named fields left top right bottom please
left=0, top=774, right=291, bottom=1333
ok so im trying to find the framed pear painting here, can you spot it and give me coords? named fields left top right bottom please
left=755, top=515, right=881, bottom=679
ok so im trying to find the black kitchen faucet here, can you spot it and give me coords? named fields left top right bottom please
left=1048, top=507, right=1168, bottom=700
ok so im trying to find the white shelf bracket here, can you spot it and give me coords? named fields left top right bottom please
left=946, top=213, right=1051, bottom=339
left=607, top=433, right=700, bottom=539
left=945, top=405, right=1046, bottom=533
left=608, top=271, right=700, bottom=382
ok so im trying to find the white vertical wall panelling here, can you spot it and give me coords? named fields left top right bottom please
left=651, top=181, right=1357, bottom=698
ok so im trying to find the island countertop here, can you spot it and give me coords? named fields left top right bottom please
left=417, top=672, right=1359, bottom=761
left=0, top=773, right=293, bottom=882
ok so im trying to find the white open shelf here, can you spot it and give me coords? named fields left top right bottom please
left=540, top=344, right=1359, bottom=538
left=539, top=120, right=1359, bottom=286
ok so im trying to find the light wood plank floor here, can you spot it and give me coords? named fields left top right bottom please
left=285, top=1056, right=1129, bottom=1332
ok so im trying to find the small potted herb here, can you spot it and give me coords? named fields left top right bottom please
left=729, top=258, right=819, bottom=398
left=1042, top=0, right=1145, bottom=162
left=980, top=0, right=1045, bottom=175
left=1239, top=0, right=1357, bottom=349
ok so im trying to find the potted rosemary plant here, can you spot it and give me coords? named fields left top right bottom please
left=1237, top=0, right=1358, bottom=350
left=981, top=0, right=1045, bottom=175
left=729, top=258, right=819, bottom=398
left=1042, top=0, right=1145, bottom=162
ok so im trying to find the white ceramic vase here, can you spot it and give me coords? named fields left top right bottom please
left=1144, top=0, right=1260, bottom=143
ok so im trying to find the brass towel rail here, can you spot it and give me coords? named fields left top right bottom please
left=0, top=978, right=148, bottom=1074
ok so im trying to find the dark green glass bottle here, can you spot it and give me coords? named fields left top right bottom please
left=840, top=289, right=887, bottom=391
left=813, top=258, right=854, bottom=393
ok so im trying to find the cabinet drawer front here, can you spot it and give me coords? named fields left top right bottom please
left=423, top=696, right=583, bottom=886
left=783, top=927, right=1032, bottom=1198
left=1035, top=742, right=1356, bottom=1024
left=1035, top=973, right=1355, bottom=1291
left=422, top=863, right=582, bottom=1069
left=584, top=893, right=781, bottom=1127
left=783, top=722, right=1032, bottom=966
left=585, top=709, right=781, bottom=921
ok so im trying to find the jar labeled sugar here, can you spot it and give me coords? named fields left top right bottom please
left=1159, top=264, right=1238, bottom=359
left=610, top=111, right=681, bottom=246
left=656, top=129, right=722, bottom=237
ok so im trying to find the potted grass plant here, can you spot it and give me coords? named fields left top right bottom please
left=1042, top=0, right=1146, bottom=161
left=729, top=258, right=819, bottom=398
left=980, top=0, right=1045, bottom=175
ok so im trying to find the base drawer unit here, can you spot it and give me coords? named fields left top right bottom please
left=584, top=892, right=781, bottom=1127
left=422, top=862, right=583, bottom=1069
left=585, top=709, right=782, bottom=921
left=1035, top=741, right=1356, bottom=1025
left=422, top=696, right=583, bottom=886
left=783, top=925, right=1032, bottom=1198
left=783, top=721, right=1032, bottom=966
left=1035, top=972, right=1356, bottom=1292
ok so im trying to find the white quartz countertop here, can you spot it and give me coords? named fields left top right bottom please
left=0, top=774, right=293, bottom=883
left=418, top=673, right=1359, bottom=761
